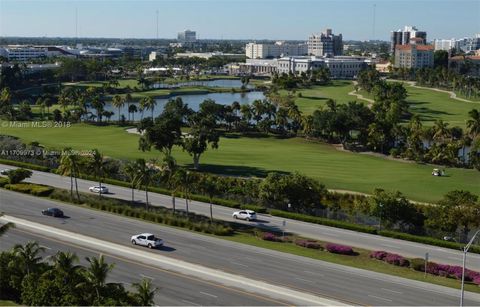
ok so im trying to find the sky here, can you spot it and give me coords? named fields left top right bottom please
left=0, top=0, right=479, bottom=41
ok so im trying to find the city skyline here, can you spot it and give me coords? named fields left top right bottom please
left=0, top=0, right=479, bottom=41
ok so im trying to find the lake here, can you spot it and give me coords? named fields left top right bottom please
left=94, top=91, right=265, bottom=120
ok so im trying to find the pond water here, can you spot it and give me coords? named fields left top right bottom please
left=151, top=79, right=253, bottom=89
left=93, top=91, right=265, bottom=120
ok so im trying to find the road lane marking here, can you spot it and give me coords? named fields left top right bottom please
left=303, top=270, right=324, bottom=276
left=381, top=288, right=402, bottom=294
left=368, top=295, right=393, bottom=302
left=40, top=245, right=51, bottom=250
left=182, top=299, right=200, bottom=306
left=380, top=244, right=397, bottom=248
left=200, top=291, right=218, bottom=298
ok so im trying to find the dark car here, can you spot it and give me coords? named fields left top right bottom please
left=42, top=208, right=64, bottom=217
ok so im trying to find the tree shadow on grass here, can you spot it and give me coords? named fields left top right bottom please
left=301, top=96, right=328, bottom=101
left=221, top=132, right=294, bottom=140
left=188, top=163, right=290, bottom=178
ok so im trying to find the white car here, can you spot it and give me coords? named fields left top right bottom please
left=0, top=169, right=11, bottom=175
left=232, top=210, right=257, bottom=221
left=131, top=233, right=164, bottom=248
left=89, top=186, right=108, bottom=194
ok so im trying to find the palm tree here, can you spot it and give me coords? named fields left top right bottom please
left=111, top=95, right=125, bottom=122
left=160, top=154, right=178, bottom=213
left=144, top=96, right=157, bottom=119
left=0, top=213, right=14, bottom=237
left=12, top=241, right=45, bottom=275
left=467, top=109, right=480, bottom=138
left=199, top=174, right=218, bottom=220
left=80, top=255, right=115, bottom=305
left=135, top=159, right=157, bottom=210
left=51, top=251, right=81, bottom=276
left=174, top=168, right=191, bottom=215
left=124, top=161, right=140, bottom=203
left=433, top=120, right=451, bottom=143
left=89, top=149, right=107, bottom=197
left=129, top=104, right=138, bottom=122
left=59, top=147, right=81, bottom=201
left=132, top=278, right=157, bottom=306
left=125, top=93, right=133, bottom=121
left=35, top=97, right=46, bottom=119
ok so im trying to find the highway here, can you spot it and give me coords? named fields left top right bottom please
left=2, top=163, right=479, bottom=271
left=0, top=228, right=284, bottom=306
left=1, top=189, right=480, bottom=305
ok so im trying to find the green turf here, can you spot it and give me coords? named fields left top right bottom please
left=0, top=300, right=17, bottom=306
left=1, top=122, right=478, bottom=203
left=291, top=81, right=479, bottom=128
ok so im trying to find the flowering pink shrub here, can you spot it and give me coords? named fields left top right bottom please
left=473, top=276, right=480, bottom=286
left=384, top=253, right=410, bottom=267
left=369, top=251, right=388, bottom=260
left=295, top=239, right=322, bottom=249
left=326, top=243, right=355, bottom=255
left=261, top=232, right=282, bottom=242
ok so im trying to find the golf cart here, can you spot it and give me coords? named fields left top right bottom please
left=432, top=168, right=444, bottom=176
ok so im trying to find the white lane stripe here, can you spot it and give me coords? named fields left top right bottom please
left=2, top=215, right=347, bottom=306
left=182, top=299, right=200, bottom=306
left=303, top=270, right=324, bottom=276
left=40, top=245, right=51, bottom=250
left=368, top=294, right=393, bottom=302
left=200, top=291, right=218, bottom=298
left=381, top=288, right=402, bottom=294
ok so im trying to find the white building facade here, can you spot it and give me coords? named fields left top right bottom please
left=277, top=56, right=368, bottom=78
left=245, top=42, right=307, bottom=59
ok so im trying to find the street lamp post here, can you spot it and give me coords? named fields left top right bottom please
left=378, top=203, right=384, bottom=231
left=460, top=229, right=480, bottom=307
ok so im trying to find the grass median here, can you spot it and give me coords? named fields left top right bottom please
left=2, top=181, right=479, bottom=294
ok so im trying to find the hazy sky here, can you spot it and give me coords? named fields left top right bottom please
left=1, top=0, right=479, bottom=40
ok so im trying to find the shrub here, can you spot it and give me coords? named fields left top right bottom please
left=370, top=250, right=388, bottom=260
left=7, top=168, right=32, bottom=184
left=261, top=232, right=282, bottom=242
left=384, top=253, right=409, bottom=267
left=410, top=258, right=426, bottom=271
left=295, top=239, right=322, bottom=249
left=4, top=183, right=53, bottom=196
left=0, top=158, right=51, bottom=172
left=0, top=177, right=8, bottom=187
left=325, top=243, right=355, bottom=255
left=474, top=276, right=480, bottom=286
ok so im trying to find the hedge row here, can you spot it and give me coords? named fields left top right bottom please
left=0, top=159, right=52, bottom=172
left=4, top=183, right=54, bottom=196
left=378, top=230, right=480, bottom=254
left=47, top=188, right=234, bottom=236
left=268, top=209, right=378, bottom=234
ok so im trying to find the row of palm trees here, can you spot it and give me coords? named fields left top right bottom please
left=112, top=93, right=157, bottom=122
left=4, top=241, right=156, bottom=305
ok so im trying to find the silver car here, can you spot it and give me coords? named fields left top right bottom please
left=131, top=233, right=164, bottom=249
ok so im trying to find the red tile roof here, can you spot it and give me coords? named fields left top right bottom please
left=395, top=44, right=433, bottom=51
left=450, top=55, right=480, bottom=61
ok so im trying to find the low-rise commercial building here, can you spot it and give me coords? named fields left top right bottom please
left=394, top=40, right=434, bottom=69
left=277, top=56, right=368, bottom=78
left=175, top=52, right=244, bottom=60
left=245, top=41, right=308, bottom=59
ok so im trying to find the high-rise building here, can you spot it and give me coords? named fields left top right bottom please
left=390, top=26, right=427, bottom=54
left=245, top=41, right=308, bottom=59
left=456, top=34, right=480, bottom=53
left=177, top=30, right=196, bottom=43
left=434, top=39, right=456, bottom=51
left=307, top=29, right=343, bottom=56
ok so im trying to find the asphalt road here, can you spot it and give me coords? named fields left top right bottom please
left=2, top=163, right=479, bottom=272
left=1, top=189, right=480, bottom=306
left=0, top=228, right=282, bottom=306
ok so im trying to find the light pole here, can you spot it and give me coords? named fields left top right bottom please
left=460, top=229, right=480, bottom=307
left=378, top=203, right=384, bottom=231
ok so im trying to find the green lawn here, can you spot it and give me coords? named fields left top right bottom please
left=1, top=123, right=478, bottom=203
left=291, top=81, right=479, bottom=128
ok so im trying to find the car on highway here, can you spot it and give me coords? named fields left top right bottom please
left=41, top=207, right=64, bottom=217
left=232, top=210, right=257, bottom=221
left=89, top=186, right=108, bottom=194
left=0, top=168, right=11, bottom=175
left=131, top=233, right=164, bottom=248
